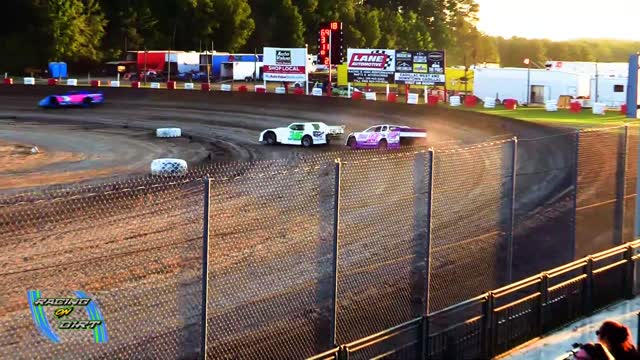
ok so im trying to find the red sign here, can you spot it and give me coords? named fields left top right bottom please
left=264, top=65, right=305, bottom=74
left=349, top=54, right=388, bottom=68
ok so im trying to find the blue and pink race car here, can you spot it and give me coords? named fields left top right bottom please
left=38, top=90, right=105, bottom=108
left=346, top=125, right=427, bottom=149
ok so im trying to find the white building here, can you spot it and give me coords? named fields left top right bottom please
left=590, top=75, right=628, bottom=107
left=473, top=67, right=591, bottom=105
left=545, top=60, right=628, bottom=77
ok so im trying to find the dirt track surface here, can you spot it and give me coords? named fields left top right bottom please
left=0, top=86, right=577, bottom=359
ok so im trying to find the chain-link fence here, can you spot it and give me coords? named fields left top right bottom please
left=1, top=124, right=637, bottom=359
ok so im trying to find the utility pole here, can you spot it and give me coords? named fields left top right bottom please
left=595, top=60, right=599, bottom=103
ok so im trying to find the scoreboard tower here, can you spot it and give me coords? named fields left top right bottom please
left=318, top=22, right=343, bottom=93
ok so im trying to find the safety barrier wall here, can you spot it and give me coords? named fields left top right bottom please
left=0, top=125, right=638, bottom=359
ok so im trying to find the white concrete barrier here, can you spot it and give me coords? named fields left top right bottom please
left=109, top=80, right=120, bottom=87
left=150, top=82, right=160, bottom=89
left=275, top=87, right=286, bottom=94
left=449, top=96, right=461, bottom=107
left=23, top=77, right=35, bottom=85
left=545, top=100, right=558, bottom=112
left=66, top=79, right=78, bottom=86
left=184, top=83, right=194, bottom=90
left=220, top=84, right=232, bottom=92
left=483, top=97, right=496, bottom=109
left=407, top=93, right=420, bottom=105
left=311, top=88, right=323, bottom=96
left=593, top=103, right=607, bottom=115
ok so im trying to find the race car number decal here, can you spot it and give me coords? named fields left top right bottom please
left=312, top=131, right=324, bottom=138
left=289, top=130, right=303, bottom=141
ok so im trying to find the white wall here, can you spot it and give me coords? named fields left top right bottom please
left=176, top=52, right=201, bottom=73
left=590, top=77, right=628, bottom=107
left=473, top=68, right=587, bottom=104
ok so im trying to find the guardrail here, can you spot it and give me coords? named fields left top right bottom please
left=307, top=240, right=640, bottom=359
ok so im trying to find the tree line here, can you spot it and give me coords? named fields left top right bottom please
left=1, top=0, right=638, bottom=73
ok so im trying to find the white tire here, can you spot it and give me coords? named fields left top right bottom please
left=156, top=128, right=182, bottom=138
left=150, top=159, right=188, bottom=176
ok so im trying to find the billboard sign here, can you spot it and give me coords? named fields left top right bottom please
left=263, top=47, right=307, bottom=82
left=394, top=50, right=446, bottom=86
left=347, top=49, right=395, bottom=83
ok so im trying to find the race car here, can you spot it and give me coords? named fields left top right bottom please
left=259, top=122, right=345, bottom=147
left=346, top=125, right=427, bottom=150
left=38, top=90, right=105, bottom=108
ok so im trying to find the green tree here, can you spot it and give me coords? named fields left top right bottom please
left=47, top=0, right=107, bottom=62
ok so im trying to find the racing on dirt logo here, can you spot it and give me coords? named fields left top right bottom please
left=28, top=290, right=108, bottom=343
left=275, top=50, right=292, bottom=65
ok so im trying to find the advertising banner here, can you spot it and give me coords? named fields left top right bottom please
left=394, top=50, right=446, bottom=86
left=347, top=49, right=396, bottom=83
left=263, top=47, right=307, bottom=82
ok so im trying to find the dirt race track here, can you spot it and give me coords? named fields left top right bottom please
left=0, top=86, right=596, bottom=359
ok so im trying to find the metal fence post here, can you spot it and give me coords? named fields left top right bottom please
left=624, top=244, right=635, bottom=299
left=507, top=137, right=518, bottom=283
left=200, top=177, right=211, bottom=360
left=330, top=159, right=342, bottom=348
left=583, top=256, right=594, bottom=315
left=615, top=125, right=629, bottom=245
left=537, top=272, right=549, bottom=335
left=418, top=149, right=435, bottom=359
left=572, top=131, right=581, bottom=260
left=481, top=292, right=495, bottom=359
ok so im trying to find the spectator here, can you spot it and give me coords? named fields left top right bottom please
left=597, top=320, right=640, bottom=360
left=573, top=342, right=613, bottom=360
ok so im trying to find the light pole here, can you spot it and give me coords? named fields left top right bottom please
left=524, top=58, right=531, bottom=104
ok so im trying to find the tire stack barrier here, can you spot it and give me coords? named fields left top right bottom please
left=48, top=78, right=58, bottom=86
left=221, top=84, right=232, bottom=92
left=449, top=96, right=461, bottom=107
left=66, top=79, right=78, bottom=86
left=294, top=87, right=304, bottom=95
left=150, top=82, right=160, bottom=89
left=110, top=80, right=120, bottom=87
left=387, top=93, right=397, bottom=103
left=156, top=128, right=182, bottom=138
left=3, top=78, right=13, bottom=85
left=592, top=103, right=607, bottom=115
left=352, top=91, right=363, bottom=100
left=483, top=97, right=496, bottom=109
left=311, top=88, right=323, bottom=96
left=201, top=83, right=211, bottom=91
left=167, top=81, right=176, bottom=90
left=184, top=83, right=194, bottom=90
left=275, top=87, right=286, bottom=94
left=545, top=100, right=558, bottom=112
left=150, top=159, right=188, bottom=176
left=24, top=77, right=35, bottom=85
left=131, top=81, right=140, bottom=88
left=407, top=93, right=420, bottom=104
left=90, top=80, right=101, bottom=87
left=255, top=85, right=266, bottom=93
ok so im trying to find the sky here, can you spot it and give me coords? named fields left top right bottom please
left=475, top=0, right=640, bottom=41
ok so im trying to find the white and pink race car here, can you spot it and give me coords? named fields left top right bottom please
left=345, top=125, right=427, bottom=149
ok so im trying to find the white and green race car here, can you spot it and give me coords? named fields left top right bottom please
left=259, top=122, right=345, bottom=147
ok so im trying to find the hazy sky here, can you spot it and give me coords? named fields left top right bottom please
left=475, top=0, right=640, bottom=41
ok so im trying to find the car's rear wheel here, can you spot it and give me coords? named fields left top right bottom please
left=302, top=135, right=313, bottom=148
left=379, top=139, right=388, bottom=150
left=264, top=132, right=277, bottom=145
left=83, top=97, right=93, bottom=107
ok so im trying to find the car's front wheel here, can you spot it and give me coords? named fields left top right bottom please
left=302, top=135, right=313, bottom=148
left=347, top=136, right=356, bottom=148
left=264, top=132, right=277, bottom=145
left=83, top=97, right=93, bottom=107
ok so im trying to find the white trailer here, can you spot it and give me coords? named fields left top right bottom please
left=473, top=67, right=590, bottom=105
left=546, top=61, right=628, bottom=77
left=591, top=76, right=627, bottom=107
left=220, top=61, right=263, bottom=81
